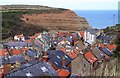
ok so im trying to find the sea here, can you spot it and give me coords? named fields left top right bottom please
left=74, top=10, right=118, bottom=29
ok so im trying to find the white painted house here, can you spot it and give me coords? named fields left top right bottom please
left=14, top=34, right=25, bottom=41
left=84, top=30, right=96, bottom=45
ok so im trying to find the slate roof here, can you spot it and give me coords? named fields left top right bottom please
left=4, top=61, right=58, bottom=77
left=92, top=47, right=105, bottom=60
left=1, top=55, right=26, bottom=65
left=66, top=37, right=72, bottom=42
left=0, top=49, right=8, bottom=56
left=26, top=49, right=37, bottom=59
left=6, top=41, right=32, bottom=47
left=97, top=34, right=113, bottom=43
left=99, top=47, right=113, bottom=56
left=48, top=50, right=72, bottom=69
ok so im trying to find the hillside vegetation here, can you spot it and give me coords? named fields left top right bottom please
left=103, top=24, right=120, bottom=69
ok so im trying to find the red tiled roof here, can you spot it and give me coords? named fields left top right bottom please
left=35, top=33, right=41, bottom=37
left=35, top=39, right=43, bottom=45
left=69, top=52, right=77, bottom=59
left=16, top=34, right=24, bottom=38
left=66, top=51, right=77, bottom=59
left=84, top=52, right=98, bottom=64
left=0, top=49, right=8, bottom=56
left=61, top=48, right=77, bottom=59
left=21, top=47, right=28, bottom=52
left=57, top=32, right=63, bottom=36
left=25, top=39, right=32, bottom=42
left=80, top=31, right=84, bottom=38
left=105, top=55, right=110, bottom=60
left=57, top=68, right=70, bottom=77
left=4, top=64, right=11, bottom=74
left=11, top=49, right=21, bottom=55
left=99, top=44, right=104, bottom=48
left=73, top=49, right=79, bottom=55
left=107, top=44, right=117, bottom=51
left=74, top=41, right=78, bottom=45
left=61, top=48, right=66, bottom=52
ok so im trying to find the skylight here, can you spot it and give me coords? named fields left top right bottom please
left=65, top=55, right=68, bottom=58
left=41, top=66, right=48, bottom=72
left=25, top=72, right=33, bottom=77
left=55, top=62, right=58, bottom=65
left=56, top=55, right=60, bottom=59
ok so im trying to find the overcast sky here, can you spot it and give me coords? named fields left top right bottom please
left=1, top=0, right=119, bottom=10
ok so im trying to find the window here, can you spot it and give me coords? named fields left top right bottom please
left=84, top=64, right=86, bottom=67
left=41, top=66, right=48, bottom=72
left=55, top=62, right=58, bottom=65
left=65, top=55, right=68, bottom=58
left=26, top=72, right=33, bottom=77
left=56, top=55, right=60, bottom=59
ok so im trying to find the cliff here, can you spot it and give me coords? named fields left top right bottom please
left=2, top=5, right=92, bottom=39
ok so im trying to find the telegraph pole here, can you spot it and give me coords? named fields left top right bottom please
left=113, top=14, right=115, bottom=26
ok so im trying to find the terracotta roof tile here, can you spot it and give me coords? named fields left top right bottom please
left=61, top=48, right=77, bottom=59
left=84, top=52, right=98, bottom=64
left=107, top=44, right=117, bottom=51
left=21, top=47, right=28, bottom=52
left=105, top=55, right=110, bottom=60
left=73, top=49, right=79, bottom=55
left=35, top=39, right=43, bottom=45
left=61, top=48, right=66, bottom=52
left=99, top=44, right=104, bottom=48
left=80, top=31, right=84, bottom=38
left=4, top=64, right=11, bottom=74
left=67, top=52, right=77, bottom=59
left=0, top=49, right=8, bottom=56
left=57, top=68, right=70, bottom=77
left=16, top=34, right=24, bottom=38
left=35, top=33, right=41, bottom=37
left=57, top=32, right=63, bottom=36
left=12, top=49, right=21, bottom=55
left=25, top=39, right=32, bottom=42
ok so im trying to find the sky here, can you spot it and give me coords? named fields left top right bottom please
left=1, top=0, right=120, bottom=10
